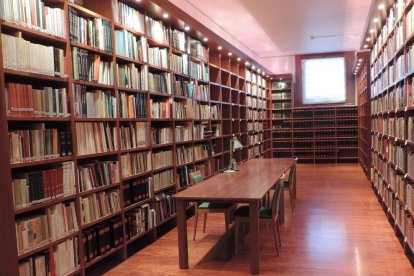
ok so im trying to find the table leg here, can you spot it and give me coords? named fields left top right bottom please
left=176, top=199, right=188, bottom=269
left=249, top=201, right=260, bottom=275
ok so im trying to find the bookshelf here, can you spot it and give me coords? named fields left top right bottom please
left=270, top=75, right=358, bottom=163
left=355, top=51, right=371, bottom=179
left=0, top=0, right=271, bottom=274
left=367, top=0, right=414, bottom=258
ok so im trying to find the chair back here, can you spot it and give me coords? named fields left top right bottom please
left=287, top=162, right=296, bottom=188
left=190, top=170, right=203, bottom=185
left=271, top=178, right=284, bottom=219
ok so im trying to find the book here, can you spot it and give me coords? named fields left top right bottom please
left=153, top=170, right=174, bottom=192
left=176, top=146, right=193, bottom=165
left=151, top=127, right=173, bottom=145
left=80, top=189, right=120, bottom=225
left=126, top=203, right=155, bottom=239
left=121, top=151, right=151, bottom=178
left=150, top=98, right=171, bottom=119
left=145, top=16, right=169, bottom=45
left=77, top=160, right=119, bottom=193
left=117, top=63, right=146, bottom=89
left=174, top=99, right=194, bottom=119
left=152, top=150, right=173, bottom=170
left=175, top=124, right=192, bottom=142
left=123, top=177, right=151, bottom=207
left=112, top=0, right=145, bottom=33
left=115, top=30, right=147, bottom=62
left=120, top=122, right=147, bottom=149
left=148, top=46, right=169, bottom=69
left=148, top=71, right=171, bottom=94
left=73, top=84, right=116, bottom=118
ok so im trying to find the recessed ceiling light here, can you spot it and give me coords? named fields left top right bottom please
left=270, top=77, right=273, bottom=80
left=228, top=52, right=232, bottom=56
left=266, top=75, right=269, bottom=77
left=237, top=57, right=241, bottom=61
left=218, top=46, right=222, bottom=50
left=262, top=72, right=265, bottom=76
left=203, top=37, right=208, bottom=42
left=136, top=0, right=141, bottom=2
left=252, top=65, right=256, bottom=69
left=373, top=18, right=379, bottom=23
left=366, top=37, right=371, bottom=42
left=369, top=29, right=374, bottom=33
left=245, top=61, right=250, bottom=65
left=184, top=26, right=190, bottom=31
left=359, top=59, right=363, bottom=62
left=378, top=3, right=385, bottom=9
left=163, top=13, right=169, bottom=18
left=257, top=69, right=261, bottom=73
left=363, top=44, right=369, bottom=48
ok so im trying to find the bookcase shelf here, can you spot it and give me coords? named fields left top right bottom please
left=0, top=0, right=272, bottom=274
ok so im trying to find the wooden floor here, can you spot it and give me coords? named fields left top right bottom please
left=106, top=164, right=414, bottom=275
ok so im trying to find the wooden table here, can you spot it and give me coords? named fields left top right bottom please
left=173, top=158, right=295, bottom=275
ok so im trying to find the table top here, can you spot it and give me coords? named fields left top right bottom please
left=173, top=158, right=295, bottom=202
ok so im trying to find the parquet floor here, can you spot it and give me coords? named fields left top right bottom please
left=106, top=164, right=414, bottom=275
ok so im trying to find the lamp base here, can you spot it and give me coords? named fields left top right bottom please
left=223, top=169, right=239, bottom=173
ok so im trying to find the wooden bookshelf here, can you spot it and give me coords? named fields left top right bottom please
left=270, top=75, right=358, bottom=163
left=0, top=0, right=271, bottom=274
left=354, top=51, right=371, bottom=179
left=366, top=0, right=414, bottom=258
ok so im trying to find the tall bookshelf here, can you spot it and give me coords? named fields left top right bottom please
left=0, top=0, right=271, bottom=274
left=367, top=0, right=414, bottom=257
left=355, top=51, right=371, bottom=178
left=270, top=75, right=358, bottom=163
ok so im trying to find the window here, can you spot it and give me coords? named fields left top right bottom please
left=302, top=57, right=346, bottom=105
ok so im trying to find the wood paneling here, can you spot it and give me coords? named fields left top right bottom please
left=105, top=164, right=414, bottom=275
left=294, top=51, right=356, bottom=107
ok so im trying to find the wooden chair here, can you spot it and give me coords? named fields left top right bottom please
left=234, top=176, right=284, bottom=255
left=283, top=159, right=297, bottom=212
left=190, top=171, right=235, bottom=240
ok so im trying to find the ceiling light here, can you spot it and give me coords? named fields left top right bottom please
left=262, top=72, right=265, bottom=76
left=369, top=29, right=374, bottom=33
left=373, top=18, right=379, bottom=23
left=366, top=37, right=371, bottom=42
left=266, top=75, right=269, bottom=77
left=270, top=78, right=273, bottom=80
left=257, top=69, right=261, bottom=73
left=136, top=0, right=141, bottom=2
left=245, top=61, right=250, bottom=65
left=228, top=52, right=232, bottom=56
left=363, top=44, right=369, bottom=48
left=359, top=59, right=363, bottom=62
left=184, top=26, right=190, bottom=31
left=252, top=65, right=256, bottom=69
left=237, top=57, right=241, bottom=61
left=203, top=37, right=208, bottom=42
left=378, top=3, right=385, bottom=9
left=218, top=46, right=222, bottom=50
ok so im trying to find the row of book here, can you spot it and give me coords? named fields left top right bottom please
left=173, top=78, right=209, bottom=101
left=148, top=71, right=171, bottom=94
left=117, top=63, right=147, bottom=90
left=154, top=192, right=175, bottom=224
left=80, top=189, right=121, bottom=225
left=73, top=84, right=117, bottom=118
left=171, top=29, right=186, bottom=52
left=9, top=127, right=71, bottom=163
left=77, top=160, right=119, bottom=193
left=150, top=99, right=171, bottom=119
left=82, top=218, right=123, bottom=263
left=112, top=0, right=145, bottom=34
left=16, top=202, right=78, bottom=253
left=151, top=127, right=173, bottom=145
left=0, top=0, right=67, bottom=38
left=75, top=122, right=117, bottom=155
left=245, top=69, right=266, bottom=87
left=5, top=83, right=69, bottom=117
left=189, top=61, right=208, bottom=81
left=2, top=33, right=66, bottom=77
left=69, top=7, right=113, bottom=52
left=13, top=161, right=75, bottom=209
left=120, top=122, right=147, bottom=150
left=153, top=169, right=174, bottom=192
left=148, top=47, right=169, bottom=69
left=123, top=178, right=151, bottom=207
left=145, top=16, right=169, bottom=45
left=152, top=150, right=173, bottom=170
left=126, top=204, right=155, bottom=239
left=171, top=53, right=188, bottom=75
left=72, top=47, right=114, bottom=85
left=177, top=166, right=191, bottom=188
left=115, top=30, right=147, bottom=62
left=189, top=39, right=208, bottom=61
left=121, top=151, right=151, bottom=178
left=19, top=238, right=79, bottom=276
left=175, top=125, right=192, bottom=142
left=176, top=147, right=193, bottom=165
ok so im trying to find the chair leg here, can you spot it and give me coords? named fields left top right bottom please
left=276, top=220, right=281, bottom=247
left=290, top=187, right=296, bottom=208
left=272, top=221, right=280, bottom=256
left=224, top=211, right=230, bottom=232
left=289, top=188, right=295, bottom=212
left=235, top=221, right=239, bottom=254
left=193, top=207, right=199, bottom=240
left=203, top=212, right=208, bottom=233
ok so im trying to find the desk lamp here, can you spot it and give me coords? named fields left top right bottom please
left=224, top=136, right=243, bottom=173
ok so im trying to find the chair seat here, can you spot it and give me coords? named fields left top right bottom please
left=234, top=205, right=272, bottom=218
left=198, top=202, right=234, bottom=209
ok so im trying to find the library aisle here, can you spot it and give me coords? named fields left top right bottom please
left=106, top=164, right=414, bottom=275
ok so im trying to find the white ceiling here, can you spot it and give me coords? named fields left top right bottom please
left=169, top=0, right=373, bottom=74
